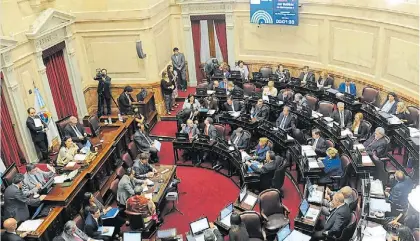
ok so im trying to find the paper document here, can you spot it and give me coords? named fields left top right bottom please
left=353, top=144, right=365, bottom=151
left=243, top=195, right=257, bottom=206
left=34, top=118, right=43, bottom=127
left=145, top=193, right=153, bottom=200
left=66, top=162, right=77, bottom=168
left=389, top=115, right=402, bottom=125
left=335, top=93, right=344, bottom=98
left=229, top=111, right=240, bottom=118
left=263, top=95, right=269, bottom=102
left=17, top=219, right=44, bottom=232
left=341, top=129, right=353, bottom=137
left=145, top=179, right=154, bottom=185
left=363, top=225, right=387, bottom=241
left=54, top=175, right=67, bottom=184
left=370, top=180, right=384, bottom=196
left=370, top=198, right=391, bottom=212
left=207, top=90, right=215, bottom=95
left=74, top=154, right=86, bottom=162
left=229, top=146, right=235, bottom=151
left=98, top=226, right=115, bottom=237
left=284, top=230, right=311, bottom=241
left=143, top=186, right=149, bottom=192
left=153, top=140, right=161, bottom=151
left=409, top=127, right=420, bottom=137
left=272, top=127, right=279, bottom=131
left=362, top=155, right=373, bottom=164
left=323, top=117, right=333, bottom=122
left=278, top=101, right=284, bottom=105
left=308, top=162, right=320, bottom=169
left=286, top=135, right=294, bottom=140
left=102, top=208, right=119, bottom=220
left=241, top=151, right=251, bottom=162
left=303, top=149, right=317, bottom=157
left=305, top=207, right=320, bottom=219
left=207, top=110, right=216, bottom=115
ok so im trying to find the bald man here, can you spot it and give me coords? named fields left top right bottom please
left=311, top=192, right=351, bottom=241
left=2, top=218, right=28, bottom=241
left=386, top=171, right=413, bottom=208
left=64, top=116, right=87, bottom=148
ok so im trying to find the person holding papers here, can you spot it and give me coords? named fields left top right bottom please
left=230, top=128, right=250, bottom=150
left=133, top=153, right=157, bottom=179
left=381, top=92, right=399, bottom=114
left=117, top=168, right=145, bottom=206
left=134, top=123, right=159, bottom=163
left=309, top=129, right=328, bottom=157
left=64, top=116, right=88, bottom=149
left=22, top=163, right=55, bottom=196
left=351, top=113, right=369, bottom=140
left=276, top=106, right=295, bottom=132
left=126, top=186, right=157, bottom=223
left=363, top=127, right=388, bottom=158
left=83, top=192, right=126, bottom=235
left=2, top=218, right=28, bottom=241
left=310, top=193, right=351, bottom=241
left=250, top=99, right=269, bottom=122
left=228, top=213, right=250, bottom=241
left=57, top=136, right=80, bottom=167
left=330, top=102, right=352, bottom=129
left=61, top=220, right=102, bottom=241
left=319, top=147, right=342, bottom=183
left=26, top=107, right=49, bottom=162
left=84, top=206, right=112, bottom=241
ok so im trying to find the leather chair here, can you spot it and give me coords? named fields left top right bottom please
left=197, top=82, right=209, bottom=89
left=348, top=188, right=358, bottom=211
left=87, top=115, right=101, bottom=137
left=326, top=139, right=335, bottom=148
left=116, top=166, right=125, bottom=178
left=328, top=212, right=357, bottom=241
left=407, top=106, right=420, bottom=128
left=124, top=210, right=157, bottom=237
left=317, top=101, right=335, bottom=116
left=1, top=163, right=19, bottom=188
left=73, top=214, right=85, bottom=230
left=122, top=152, right=134, bottom=167
left=259, top=169, right=276, bottom=191
left=127, top=141, right=138, bottom=160
left=259, top=189, right=290, bottom=234
left=214, top=124, right=226, bottom=140
left=330, top=155, right=352, bottom=189
left=361, top=87, right=379, bottom=105
left=239, top=211, right=265, bottom=241
left=93, top=191, right=105, bottom=204
left=272, top=158, right=286, bottom=191
left=413, top=228, right=419, bottom=241
left=359, top=120, right=372, bottom=142
left=243, top=130, right=252, bottom=151
left=55, top=115, right=72, bottom=138
left=243, top=83, right=256, bottom=96
left=305, top=94, right=319, bottom=111
left=110, top=178, right=119, bottom=197
left=260, top=67, right=272, bottom=78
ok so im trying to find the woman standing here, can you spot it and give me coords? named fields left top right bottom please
left=167, top=65, right=179, bottom=108
left=161, top=72, right=174, bottom=115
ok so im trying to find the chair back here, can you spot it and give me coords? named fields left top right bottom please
left=88, top=115, right=101, bottom=137
left=259, top=189, right=284, bottom=217
left=214, top=124, right=225, bottom=140
left=260, top=67, right=272, bottom=78
left=239, top=211, right=265, bottom=240
left=326, top=139, right=335, bottom=148
left=361, top=120, right=372, bottom=139
left=110, top=178, right=119, bottom=196
left=1, top=163, right=19, bottom=188
left=305, top=95, right=318, bottom=111
left=125, top=210, right=146, bottom=230
left=407, top=106, right=420, bottom=129
left=413, top=228, right=420, bottom=241
left=55, top=115, right=72, bottom=138
left=272, top=158, right=286, bottom=190
left=317, top=101, right=334, bottom=116
left=267, top=140, right=274, bottom=150
left=260, top=169, right=276, bottom=191
left=340, top=155, right=352, bottom=188
left=127, top=141, right=138, bottom=160
left=122, top=152, right=134, bottom=167
left=361, top=87, right=379, bottom=105
left=349, top=188, right=358, bottom=211
left=243, top=130, right=252, bottom=150
left=197, top=82, right=209, bottom=89
left=243, top=83, right=256, bottom=96
left=337, top=212, right=357, bottom=241
left=372, top=157, right=388, bottom=185
left=292, top=129, right=306, bottom=144
left=93, top=191, right=104, bottom=204
left=73, top=214, right=85, bottom=230
left=116, top=166, right=125, bottom=178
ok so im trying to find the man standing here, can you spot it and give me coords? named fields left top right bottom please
left=330, top=102, right=352, bottom=129
left=171, top=47, right=187, bottom=91
left=64, top=116, right=88, bottom=149
left=95, top=69, right=112, bottom=117
left=2, top=218, right=28, bottom=241
left=26, top=107, right=49, bottom=162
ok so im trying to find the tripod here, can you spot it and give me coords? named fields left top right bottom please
left=165, top=192, right=184, bottom=216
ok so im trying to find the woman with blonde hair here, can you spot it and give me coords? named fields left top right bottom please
left=263, top=81, right=278, bottom=96
left=252, top=137, right=271, bottom=162
left=395, top=102, right=411, bottom=124
left=317, top=71, right=333, bottom=88
left=320, top=147, right=342, bottom=183
left=351, top=112, right=369, bottom=139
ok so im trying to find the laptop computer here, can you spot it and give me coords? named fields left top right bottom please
left=299, top=199, right=320, bottom=221
left=299, top=199, right=310, bottom=216
left=239, top=185, right=247, bottom=203
left=123, top=232, right=141, bottom=241
left=219, top=203, right=233, bottom=228
left=277, top=224, right=291, bottom=241
left=189, top=217, right=211, bottom=241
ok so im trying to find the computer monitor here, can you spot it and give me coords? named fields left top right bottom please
left=123, top=232, right=142, bottom=241
left=239, top=185, right=247, bottom=202
left=343, top=136, right=354, bottom=150
left=332, top=123, right=341, bottom=136
left=252, top=72, right=262, bottom=80
left=276, top=224, right=291, bottom=241
left=190, top=217, right=210, bottom=236
left=197, top=134, right=210, bottom=142
left=230, top=71, right=241, bottom=78
left=343, top=92, right=355, bottom=102
left=300, top=199, right=310, bottom=216
left=39, top=177, right=54, bottom=195
left=196, top=88, right=207, bottom=96
left=176, top=132, right=189, bottom=141
left=215, top=87, right=227, bottom=96
left=220, top=203, right=233, bottom=220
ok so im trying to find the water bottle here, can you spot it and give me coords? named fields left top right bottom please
left=108, top=116, right=112, bottom=124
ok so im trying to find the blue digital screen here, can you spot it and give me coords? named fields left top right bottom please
left=250, top=0, right=299, bottom=26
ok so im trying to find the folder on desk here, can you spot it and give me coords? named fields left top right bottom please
left=98, top=226, right=114, bottom=237
left=362, top=155, right=373, bottom=164
left=153, top=140, right=161, bottom=151
left=101, top=208, right=119, bottom=220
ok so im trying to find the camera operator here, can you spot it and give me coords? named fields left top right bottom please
left=94, top=68, right=112, bottom=117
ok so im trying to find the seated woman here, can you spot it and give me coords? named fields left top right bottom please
left=83, top=192, right=126, bottom=237
left=263, top=81, right=278, bottom=96
left=229, top=213, right=249, bottom=241
left=319, top=147, right=343, bottom=183
left=351, top=113, right=369, bottom=140
left=57, top=136, right=79, bottom=167
left=395, top=102, right=412, bottom=125
left=126, top=186, right=157, bottom=223
left=182, top=94, right=200, bottom=111
left=248, top=137, right=270, bottom=162
left=234, top=60, right=249, bottom=81
left=381, top=92, right=398, bottom=114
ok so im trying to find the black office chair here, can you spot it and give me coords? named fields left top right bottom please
left=124, top=210, right=157, bottom=238
left=259, top=67, right=272, bottom=78
left=259, top=169, right=276, bottom=191
left=259, top=189, right=290, bottom=235
left=271, top=157, right=286, bottom=191
left=239, top=211, right=265, bottom=241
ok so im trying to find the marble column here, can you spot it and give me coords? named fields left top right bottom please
left=65, top=26, right=88, bottom=119
left=182, top=12, right=198, bottom=87
left=225, top=5, right=235, bottom=68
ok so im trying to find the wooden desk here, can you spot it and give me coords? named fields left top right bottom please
left=294, top=204, right=322, bottom=235
left=25, top=207, right=64, bottom=240
left=146, top=165, right=177, bottom=205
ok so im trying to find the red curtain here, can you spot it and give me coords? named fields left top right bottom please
left=191, top=21, right=203, bottom=83
left=214, top=20, right=228, bottom=63
left=1, top=75, right=25, bottom=167
left=44, top=50, right=78, bottom=119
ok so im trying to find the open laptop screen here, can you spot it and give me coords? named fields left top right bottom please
left=239, top=185, right=247, bottom=202
left=220, top=203, right=233, bottom=220
left=300, top=199, right=310, bottom=216
left=190, top=217, right=210, bottom=235
left=123, top=232, right=141, bottom=241
left=277, top=224, right=291, bottom=241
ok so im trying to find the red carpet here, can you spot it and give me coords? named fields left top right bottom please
left=160, top=101, right=185, bottom=118
left=150, top=121, right=178, bottom=137
left=177, top=87, right=196, bottom=98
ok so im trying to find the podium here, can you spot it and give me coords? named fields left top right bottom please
left=134, top=92, right=158, bottom=129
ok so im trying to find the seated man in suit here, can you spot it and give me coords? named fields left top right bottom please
left=133, top=153, right=157, bottom=179
left=84, top=206, right=112, bottom=241
left=277, top=89, right=293, bottom=103
left=316, top=71, right=334, bottom=88
left=22, top=163, right=55, bottom=196
left=309, top=129, right=328, bottom=157
left=386, top=171, right=413, bottom=208
left=227, top=82, right=244, bottom=97
left=299, top=65, right=315, bottom=85
left=118, top=85, right=135, bottom=115
left=245, top=151, right=279, bottom=174
left=338, top=78, right=356, bottom=96
left=117, top=168, right=145, bottom=206
left=330, top=102, right=352, bottom=129
left=181, top=119, right=200, bottom=139
left=229, top=128, right=250, bottom=150
left=224, top=96, right=244, bottom=113
left=2, top=218, right=28, bottom=241
left=276, top=106, right=295, bottom=132
left=294, top=93, right=308, bottom=110
left=323, top=186, right=356, bottom=215
left=311, top=192, right=351, bottom=241
left=134, top=123, right=159, bottom=163
left=203, top=117, right=218, bottom=141
left=363, top=127, right=388, bottom=158
left=207, top=80, right=220, bottom=90
left=250, top=99, right=269, bottom=122
left=64, top=116, right=88, bottom=149
left=3, top=174, right=45, bottom=223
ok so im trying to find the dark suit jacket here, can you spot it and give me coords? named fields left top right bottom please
left=224, top=100, right=244, bottom=112
left=204, top=124, right=218, bottom=140
left=3, top=184, right=41, bottom=222
left=180, top=124, right=200, bottom=138
left=389, top=177, right=413, bottom=207
left=251, top=105, right=269, bottom=121
left=84, top=213, right=103, bottom=239
left=133, top=160, right=153, bottom=178
left=310, top=137, right=328, bottom=156
left=230, top=131, right=250, bottom=150
left=26, top=117, right=47, bottom=142
left=299, top=71, right=315, bottom=83
left=323, top=204, right=351, bottom=237
left=230, top=86, right=244, bottom=96
left=380, top=100, right=398, bottom=114
left=275, top=113, right=295, bottom=131
left=396, top=112, right=411, bottom=124
left=1, top=232, right=24, bottom=241
left=118, top=92, right=135, bottom=114
left=64, top=123, right=86, bottom=143
left=97, top=76, right=112, bottom=98
left=133, top=130, right=154, bottom=153
left=317, top=77, right=334, bottom=87
left=352, top=121, right=370, bottom=140
left=277, top=93, right=293, bottom=103
left=330, top=110, right=352, bottom=128
left=250, top=157, right=280, bottom=174
left=363, top=135, right=388, bottom=157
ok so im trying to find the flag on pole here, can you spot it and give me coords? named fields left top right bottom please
left=33, top=88, right=61, bottom=148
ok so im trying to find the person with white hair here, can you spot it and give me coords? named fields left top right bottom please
left=64, top=116, right=88, bottom=149
left=203, top=223, right=223, bottom=241
left=294, top=93, right=308, bottom=110
left=330, top=102, right=352, bottom=128
left=363, top=126, right=388, bottom=157
left=61, top=220, right=103, bottom=241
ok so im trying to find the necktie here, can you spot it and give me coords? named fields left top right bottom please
left=143, top=133, right=151, bottom=145
left=232, top=103, right=235, bottom=112
left=346, top=86, right=350, bottom=93
left=73, top=125, right=82, bottom=137
left=340, top=112, right=345, bottom=127
left=234, top=134, right=241, bottom=145
left=312, top=139, right=318, bottom=150
left=32, top=174, right=43, bottom=185
left=205, top=126, right=209, bottom=135
left=280, top=116, right=287, bottom=129
left=189, top=128, right=193, bottom=139
left=303, top=73, right=307, bottom=82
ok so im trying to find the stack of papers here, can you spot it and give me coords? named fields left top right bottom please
left=308, top=162, right=320, bottom=169
left=66, top=162, right=77, bottom=168
left=409, top=127, right=420, bottom=137
left=302, top=145, right=317, bottom=157
left=323, top=117, right=333, bottom=122
left=17, top=219, right=44, bottom=232
left=207, top=90, right=215, bottom=95
left=241, top=151, right=251, bottom=162
left=145, top=193, right=153, bottom=200
left=74, top=154, right=86, bottom=162
left=207, top=110, right=216, bottom=115
left=54, top=175, right=67, bottom=184
left=284, top=230, right=311, bottom=241
left=362, top=155, right=373, bottom=164
left=312, top=111, right=323, bottom=118
left=153, top=140, right=161, bottom=151
left=353, top=144, right=365, bottom=151
left=363, top=225, right=387, bottom=241
left=243, top=195, right=257, bottom=206
left=145, top=179, right=154, bottom=185
left=229, top=111, right=240, bottom=118
left=98, top=226, right=115, bottom=237
left=341, top=129, right=353, bottom=137
left=370, top=180, right=384, bottom=196
left=370, top=198, right=391, bottom=212
left=388, top=115, right=403, bottom=125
